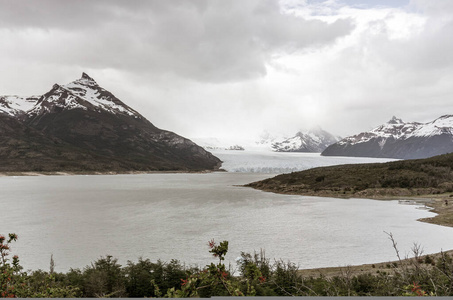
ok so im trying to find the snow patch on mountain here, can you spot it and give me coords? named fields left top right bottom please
left=411, top=115, right=453, bottom=138
left=255, top=131, right=283, bottom=149
left=1, top=73, right=141, bottom=118
left=62, top=74, right=139, bottom=117
left=322, top=115, right=453, bottom=159
left=272, top=127, right=340, bottom=152
left=338, top=115, right=453, bottom=146
left=190, top=137, right=248, bottom=151
left=192, top=128, right=340, bottom=153
left=0, top=95, right=40, bottom=116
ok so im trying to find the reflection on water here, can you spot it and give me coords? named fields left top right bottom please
left=0, top=172, right=452, bottom=273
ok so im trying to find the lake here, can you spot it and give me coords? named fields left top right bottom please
left=1, top=152, right=453, bottom=273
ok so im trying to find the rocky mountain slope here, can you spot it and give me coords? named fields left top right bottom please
left=0, top=73, right=221, bottom=172
left=322, top=116, right=453, bottom=159
left=272, top=127, right=340, bottom=152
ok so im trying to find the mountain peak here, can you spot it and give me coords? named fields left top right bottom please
left=436, top=115, right=453, bottom=120
left=0, top=73, right=222, bottom=172
left=388, top=116, right=403, bottom=124
left=272, top=127, right=339, bottom=153
left=79, top=72, right=98, bottom=85
left=324, top=115, right=453, bottom=159
left=81, top=72, right=95, bottom=81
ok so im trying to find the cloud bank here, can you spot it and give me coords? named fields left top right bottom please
left=0, top=0, right=352, bottom=82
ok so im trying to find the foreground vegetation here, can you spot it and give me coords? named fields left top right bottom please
left=3, top=234, right=453, bottom=297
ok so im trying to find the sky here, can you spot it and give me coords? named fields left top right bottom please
left=1, top=0, right=453, bottom=142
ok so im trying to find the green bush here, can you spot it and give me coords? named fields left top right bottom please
left=6, top=234, right=453, bottom=297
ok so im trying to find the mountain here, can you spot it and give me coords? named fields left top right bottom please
left=0, top=73, right=221, bottom=172
left=255, top=131, right=279, bottom=149
left=271, top=127, right=340, bottom=152
left=190, top=137, right=246, bottom=151
left=322, top=116, right=453, bottom=159
left=0, top=95, right=40, bottom=117
left=0, top=113, right=124, bottom=172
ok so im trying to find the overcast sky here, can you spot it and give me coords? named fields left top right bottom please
left=1, top=0, right=453, bottom=141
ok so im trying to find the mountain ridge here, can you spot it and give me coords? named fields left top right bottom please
left=272, top=127, right=340, bottom=152
left=0, top=73, right=221, bottom=172
left=322, top=116, right=453, bottom=159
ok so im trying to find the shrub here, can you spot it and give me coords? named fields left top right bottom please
left=0, top=233, right=79, bottom=298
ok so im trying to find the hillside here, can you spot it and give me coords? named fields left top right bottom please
left=247, top=152, right=453, bottom=199
left=0, top=73, right=221, bottom=173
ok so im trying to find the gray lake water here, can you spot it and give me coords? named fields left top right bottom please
left=2, top=168, right=453, bottom=273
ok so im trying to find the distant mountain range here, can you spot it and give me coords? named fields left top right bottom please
left=0, top=73, right=221, bottom=172
left=271, top=127, right=340, bottom=152
left=193, top=127, right=339, bottom=153
left=190, top=137, right=247, bottom=151
left=322, top=116, right=453, bottom=159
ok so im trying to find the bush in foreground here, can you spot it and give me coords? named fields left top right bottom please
left=3, top=233, right=453, bottom=297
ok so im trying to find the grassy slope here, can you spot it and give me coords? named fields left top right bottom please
left=247, top=152, right=453, bottom=227
left=247, top=152, right=453, bottom=198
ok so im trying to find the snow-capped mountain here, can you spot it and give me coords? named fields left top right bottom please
left=0, top=73, right=141, bottom=119
left=0, top=95, right=40, bottom=117
left=322, top=116, right=453, bottom=159
left=31, top=73, right=140, bottom=118
left=0, top=73, right=221, bottom=172
left=255, top=131, right=280, bottom=149
left=191, top=128, right=339, bottom=153
left=272, top=127, right=340, bottom=152
left=190, top=137, right=246, bottom=151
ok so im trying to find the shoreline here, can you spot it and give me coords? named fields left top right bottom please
left=298, top=248, right=453, bottom=278
left=292, top=193, right=453, bottom=276
left=246, top=187, right=453, bottom=276
left=248, top=186, right=453, bottom=228
left=0, top=169, right=226, bottom=177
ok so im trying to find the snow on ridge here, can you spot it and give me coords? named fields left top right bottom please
left=338, top=132, right=376, bottom=145
left=0, top=95, right=40, bottom=116
left=410, top=115, right=453, bottom=138
left=1, top=73, right=141, bottom=118
left=368, top=122, right=420, bottom=140
left=307, top=132, right=321, bottom=143
left=26, top=84, right=88, bottom=115
left=272, top=128, right=339, bottom=152
left=338, top=115, right=453, bottom=146
left=62, top=78, right=138, bottom=117
left=272, top=135, right=303, bottom=151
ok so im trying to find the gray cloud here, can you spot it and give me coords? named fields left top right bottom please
left=313, top=0, right=453, bottom=134
left=2, top=0, right=453, bottom=142
left=0, top=0, right=353, bottom=83
left=410, top=0, right=453, bottom=16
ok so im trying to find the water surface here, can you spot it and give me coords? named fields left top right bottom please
left=1, top=172, right=453, bottom=273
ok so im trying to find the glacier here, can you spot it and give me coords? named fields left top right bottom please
left=211, top=149, right=397, bottom=173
